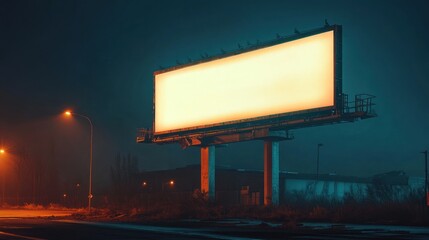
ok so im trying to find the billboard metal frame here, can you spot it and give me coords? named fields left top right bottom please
left=138, top=24, right=375, bottom=146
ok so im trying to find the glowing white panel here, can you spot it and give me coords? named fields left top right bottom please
left=155, top=31, right=334, bottom=133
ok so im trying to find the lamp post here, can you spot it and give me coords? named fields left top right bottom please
left=1, top=149, right=4, bottom=205
left=65, top=111, right=94, bottom=213
left=422, top=150, right=428, bottom=206
left=316, top=143, right=323, bottom=181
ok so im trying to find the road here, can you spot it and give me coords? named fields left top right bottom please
left=1, top=210, right=429, bottom=239
left=0, top=218, right=260, bottom=240
left=0, top=218, right=209, bottom=240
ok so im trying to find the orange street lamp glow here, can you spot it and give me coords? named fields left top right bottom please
left=0, top=149, right=4, bottom=154
left=169, top=180, right=175, bottom=186
left=62, top=109, right=94, bottom=213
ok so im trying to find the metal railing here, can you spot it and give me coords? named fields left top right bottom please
left=137, top=128, right=153, bottom=143
left=342, top=94, right=376, bottom=115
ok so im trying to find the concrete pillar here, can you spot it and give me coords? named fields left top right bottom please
left=264, top=140, right=279, bottom=205
left=201, top=145, right=215, bottom=201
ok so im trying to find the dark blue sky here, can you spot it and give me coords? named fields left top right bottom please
left=1, top=0, right=429, bottom=186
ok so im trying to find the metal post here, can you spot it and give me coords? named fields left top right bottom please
left=87, top=118, right=93, bottom=213
left=201, top=146, right=215, bottom=201
left=423, top=150, right=428, bottom=206
left=317, top=143, right=323, bottom=181
left=264, top=140, right=279, bottom=206
left=71, top=113, right=94, bottom=213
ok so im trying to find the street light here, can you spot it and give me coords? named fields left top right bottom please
left=64, top=110, right=94, bottom=213
left=0, top=149, right=4, bottom=205
left=421, top=150, right=428, bottom=206
left=316, top=143, right=323, bottom=181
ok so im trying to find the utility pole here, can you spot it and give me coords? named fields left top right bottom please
left=422, top=150, right=428, bottom=206
left=316, top=143, right=323, bottom=181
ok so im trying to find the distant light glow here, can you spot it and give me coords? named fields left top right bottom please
left=169, top=180, right=174, bottom=185
left=0, top=149, right=4, bottom=154
left=155, top=31, right=334, bottom=133
left=64, top=111, right=72, bottom=116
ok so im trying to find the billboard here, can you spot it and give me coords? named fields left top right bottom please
left=154, top=26, right=341, bottom=136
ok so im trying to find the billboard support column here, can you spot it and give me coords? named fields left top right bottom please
left=264, top=141, right=279, bottom=206
left=201, top=146, right=216, bottom=201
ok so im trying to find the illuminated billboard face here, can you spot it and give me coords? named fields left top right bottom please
left=155, top=30, right=335, bottom=134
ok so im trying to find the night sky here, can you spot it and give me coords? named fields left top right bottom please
left=1, top=0, right=429, bottom=190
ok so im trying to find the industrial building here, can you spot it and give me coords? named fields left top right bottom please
left=139, top=165, right=410, bottom=206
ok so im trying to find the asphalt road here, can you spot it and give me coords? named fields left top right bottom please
left=1, top=216, right=429, bottom=239
left=0, top=218, right=204, bottom=240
